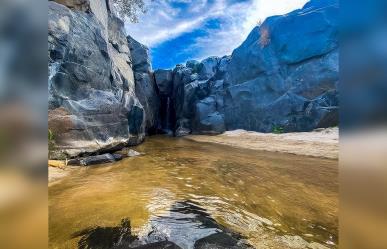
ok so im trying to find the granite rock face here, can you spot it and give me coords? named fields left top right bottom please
left=48, top=0, right=146, bottom=158
left=224, top=0, right=339, bottom=132
left=154, top=0, right=339, bottom=135
left=128, top=35, right=161, bottom=134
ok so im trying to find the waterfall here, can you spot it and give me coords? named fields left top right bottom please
left=166, top=97, right=171, bottom=130
left=48, top=62, right=60, bottom=102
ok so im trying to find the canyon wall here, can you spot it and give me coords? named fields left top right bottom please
left=48, top=0, right=339, bottom=158
left=48, top=0, right=156, bottom=158
left=154, top=0, right=339, bottom=135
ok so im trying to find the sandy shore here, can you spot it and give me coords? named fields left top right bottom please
left=48, top=160, right=74, bottom=185
left=186, top=127, right=338, bottom=159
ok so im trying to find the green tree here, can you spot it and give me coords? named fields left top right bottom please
left=112, top=0, right=148, bottom=23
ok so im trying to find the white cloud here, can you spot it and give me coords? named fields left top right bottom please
left=125, top=0, right=309, bottom=59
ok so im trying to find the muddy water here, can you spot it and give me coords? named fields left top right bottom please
left=49, top=136, right=338, bottom=249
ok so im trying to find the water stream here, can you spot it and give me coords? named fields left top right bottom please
left=49, top=136, right=338, bottom=249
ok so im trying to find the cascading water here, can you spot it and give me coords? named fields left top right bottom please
left=166, top=97, right=171, bottom=130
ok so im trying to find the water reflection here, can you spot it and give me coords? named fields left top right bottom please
left=72, top=201, right=251, bottom=249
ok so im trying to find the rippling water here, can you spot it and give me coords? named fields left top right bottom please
left=49, top=136, right=338, bottom=249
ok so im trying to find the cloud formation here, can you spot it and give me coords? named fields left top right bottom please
left=125, top=0, right=308, bottom=68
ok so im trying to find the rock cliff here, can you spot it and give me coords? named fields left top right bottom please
left=48, top=0, right=147, bottom=158
left=48, top=0, right=339, bottom=158
left=154, top=0, right=339, bottom=135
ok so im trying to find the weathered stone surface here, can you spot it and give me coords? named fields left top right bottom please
left=222, top=0, right=339, bottom=133
left=127, top=35, right=152, bottom=73
left=154, top=69, right=174, bottom=96
left=128, top=35, right=161, bottom=134
left=198, top=56, right=219, bottom=80
left=48, top=1, right=145, bottom=159
left=194, top=97, right=225, bottom=134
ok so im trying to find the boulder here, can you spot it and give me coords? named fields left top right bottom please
left=67, top=153, right=117, bottom=166
left=174, top=118, right=191, bottom=137
left=194, top=97, right=225, bottom=134
left=127, top=149, right=141, bottom=157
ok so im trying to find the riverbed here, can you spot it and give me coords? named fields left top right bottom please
left=49, top=136, right=338, bottom=249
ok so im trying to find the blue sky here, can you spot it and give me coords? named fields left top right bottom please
left=125, top=0, right=308, bottom=69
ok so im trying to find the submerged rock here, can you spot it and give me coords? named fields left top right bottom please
left=194, top=233, right=250, bottom=249
left=133, top=242, right=182, bottom=249
left=72, top=201, right=251, bottom=249
left=127, top=149, right=141, bottom=157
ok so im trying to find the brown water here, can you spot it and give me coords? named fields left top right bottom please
left=49, top=136, right=338, bottom=249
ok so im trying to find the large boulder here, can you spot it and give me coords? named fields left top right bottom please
left=194, top=97, right=225, bottom=134
left=48, top=1, right=145, bottom=158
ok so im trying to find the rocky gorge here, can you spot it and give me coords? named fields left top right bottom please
left=48, top=0, right=339, bottom=159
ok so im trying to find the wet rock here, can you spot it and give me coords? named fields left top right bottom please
left=112, top=154, right=123, bottom=161
left=73, top=218, right=137, bottom=249
left=80, top=154, right=116, bottom=166
left=127, top=149, right=141, bottom=157
left=194, top=232, right=251, bottom=249
left=136, top=201, right=252, bottom=249
left=133, top=241, right=182, bottom=249
left=72, top=201, right=252, bottom=249
left=67, top=153, right=119, bottom=166
left=175, top=119, right=191, bottom=137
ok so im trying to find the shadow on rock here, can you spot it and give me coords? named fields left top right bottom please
left=72, top=201, right=252, bottom=249
left=72, top=218, right=137, bottom=249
